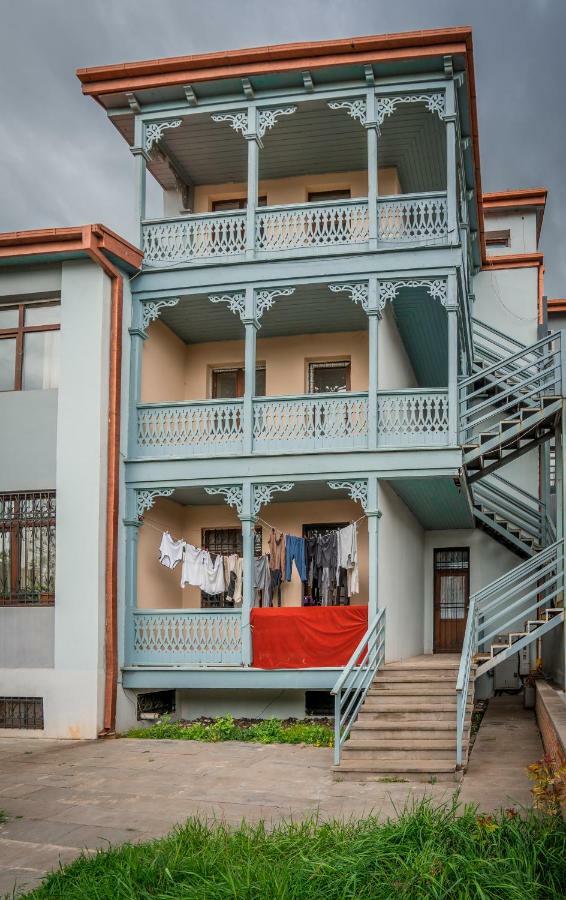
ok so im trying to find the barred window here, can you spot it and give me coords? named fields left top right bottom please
left=0, top=697, right=44, bottom=729
left=0, top=491, right=56, bottom=606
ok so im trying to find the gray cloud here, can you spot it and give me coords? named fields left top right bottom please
left=0, top=0, right=564, bottom=296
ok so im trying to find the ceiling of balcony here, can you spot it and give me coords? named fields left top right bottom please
left=168, top=481, right=369, bottom=507
left=391, top=290, right=448, bottom=387
left=160, top=282, right=368, bottom=343
left=140, top=99, right=446, bottom=196
left=389, top=477, right=473, bottom=529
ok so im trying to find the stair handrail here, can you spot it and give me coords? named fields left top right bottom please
left=472, top=541, right=559, bottom=606
left=471, top=317, right=528, bottom=352
left=460, top=332, right=561, bottom=388
left=331, top=608, right=386, bottom=766
left=456, top=594, right=477, bottom=767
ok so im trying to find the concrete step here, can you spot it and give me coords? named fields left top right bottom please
left=333, top=759, right=460, bottom=783
left=373, top=672, right=458, bottom=683
left=383, top=659, right=460, bottom=671
left=358, top=707, right=464, bottom=720
left=368, top=685, right=456, bottom=696
left=351, top=726, right=468, bottom=742
left=343, top=740, right=457, bottom=760
left=362, top=697, right=461, bottom=709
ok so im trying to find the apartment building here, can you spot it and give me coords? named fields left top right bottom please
left=1, top=27, right=563, bottom=782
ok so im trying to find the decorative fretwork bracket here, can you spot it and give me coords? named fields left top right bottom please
left=211, top=111, right=248, bottom=136
left=328, top=480, right=369, bottom=511
left=141, top=297, right=181, bottom=331
left=378, top=279, right=448, bottom=313
left=329, top=282, right=369, bottom=313
left=253, top=483, right=294, bottom=516
left=205, top=486, right=244, bottom=516
left=144, top=120, right=182, bottom=153
left=328, top=99, right=366, bottom=125
left=211, top=107, right=297, bottom=146
left=136, top=488, right=175, bottom=519
left=209, top=292, right=246, bottom=318
left=257, top=107, right=297, bottom=139
left=376, top=93, right=445, bottom=127
left=255, top=287, right=295, bottom=319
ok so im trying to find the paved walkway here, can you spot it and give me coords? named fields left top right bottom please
left=0, top=695, right=542, bottom=897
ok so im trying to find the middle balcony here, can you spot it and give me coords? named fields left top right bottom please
left=132, top=278, right=458, bottom=462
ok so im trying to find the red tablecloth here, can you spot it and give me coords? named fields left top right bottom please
left=251, top=606, right=368, bottom=669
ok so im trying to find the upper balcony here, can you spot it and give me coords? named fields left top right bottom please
left=135, top=91, right=463, bottom=272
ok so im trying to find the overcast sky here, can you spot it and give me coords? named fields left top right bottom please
left=0, top=0, right=564, bottom=296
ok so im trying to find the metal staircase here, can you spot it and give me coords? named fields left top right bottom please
left=471, top=472, right=555, bottom=558
left=456, top=540, right=564, bottom=766
left=459, top=327, right=562, bottom=485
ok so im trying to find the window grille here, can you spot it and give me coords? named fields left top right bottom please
left=0, top=697, right=44, bottom=729
left=200, top=527, right=262, bottom=608
left=0, top=491, right=56, bottom=606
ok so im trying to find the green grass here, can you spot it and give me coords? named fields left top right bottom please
left=0, top=809, right=6, bottom=824
left=125, top=715, right=334, bottom=747
left=23, top=801, right=566, bottom=899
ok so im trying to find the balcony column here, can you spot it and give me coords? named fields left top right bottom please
left=243, top=287, right=259, bottom=455
left=128, top=302, right=147, bottom=455
left=445, top=79, right=457, bottom=243
left=238, top=482, right=255, bottom=666
left=366, top=90, right=379, bottom=250
left=123, top=491, right=141, bottom=669
left=132, top=117, right=148, bottom=249
left=445, top=274, right=459, bottom=445
left=367, top=276, right=381, bottom=449
left=366, top=476, right=381, bottom=622
left=245, top=106, right=260, bottom=260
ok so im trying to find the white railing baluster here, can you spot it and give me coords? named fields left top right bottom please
left=132, top=609, right=243, bottom=666
left=377, top=192, right=448, bottom=242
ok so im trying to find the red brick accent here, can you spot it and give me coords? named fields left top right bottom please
left=535, top=681, right=566, bottom=765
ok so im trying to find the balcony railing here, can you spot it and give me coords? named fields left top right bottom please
left=141, top=193, right=448, bottom=267
left=135, top=389, right=449, bottom=458
left=131, top=609, right=243, bottom=666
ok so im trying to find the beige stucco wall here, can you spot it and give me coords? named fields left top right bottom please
left=163, top=168, right=402, bottom=216
left=138, top=497, right=368, bottom=610
left=141, top=309, right=417, bottom=404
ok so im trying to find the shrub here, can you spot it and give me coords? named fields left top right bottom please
left=126, top=715, right=334, bottom=747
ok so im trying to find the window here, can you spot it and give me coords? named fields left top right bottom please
left=485, top=229, right=511, bottom=249
left=0, top=492, right=56, bottom=607
left=137, top=690, right=176, bottom=721
left=200, top=527, right=262, bottom=608
left=212, top=366, right=266, bottom=399
left=307, top=189, right=351, bottom=203
left=212, top=197, right=267, bottom=211
left=308, top=361, right=351, bottom=393
left=0, top=697, right=44, bottom=729
left=549, top=440, right=556, bottom=494
left=303, top=522, right=349, bottom=606
left=0, top=300, right=60, bottom=392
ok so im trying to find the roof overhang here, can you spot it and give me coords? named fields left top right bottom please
left=548, top=298, right=566, bottom=315
left=482, top=188, right=547, bottom=243
left=76, top=26, right=485, bottom=265
left=0, top=224, right=143, bottom=272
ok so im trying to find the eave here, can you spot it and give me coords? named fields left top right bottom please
left=0, top=224, right=143, bottom=273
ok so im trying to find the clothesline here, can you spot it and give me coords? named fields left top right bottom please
left=143, top=512, right=367, bottom=542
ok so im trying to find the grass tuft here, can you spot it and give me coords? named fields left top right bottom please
left=23, top=799, right=566, bottom=899
left=126, top=714, right=334, bottom=747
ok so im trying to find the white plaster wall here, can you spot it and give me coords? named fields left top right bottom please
left=0, top=390, right=57, bottom=490
left=47, top=259, right=111, bottom=739
left=472, top=267, right=539, bottom=347
left=378, top=305, right=417, bottom=390
left=378, top=482, right=425, bottom=662
left=484, top=211, right=538, bottom=255
left=0, top=609, right=54, bottom=668
left=423, top=529, right=522, bottom=655
left=0, top=264, right=61, bottom=299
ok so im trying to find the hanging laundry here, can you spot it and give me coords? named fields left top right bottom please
left=181, top=543, right=208, bottom=589
left=268, top=529, right=286, bottom=607
left=285, top=535, right=307, bottom=582
left=159, top=532, right=184, bottom=570
left=201, top=553, right=226, bottom=595
left=224, top=554, right=244, bottom=605
left=254, top=554, right=271, bottom=606
left=337, top=523, right=359, bottom=596
left=315, top=531, right=338, bottom=605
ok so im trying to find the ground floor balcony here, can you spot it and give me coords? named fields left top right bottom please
left=135, top=389, right=450, bottom=458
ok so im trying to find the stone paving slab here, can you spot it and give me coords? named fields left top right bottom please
left=0, top=694, right=543, bottom=898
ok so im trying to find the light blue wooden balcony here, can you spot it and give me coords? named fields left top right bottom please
left=141, top=192, right=448, bottom=268
left=135, top=389, right=449, bottom=459
left=132, top=608, right=243, bottom=666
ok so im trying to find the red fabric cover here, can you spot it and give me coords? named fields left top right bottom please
left=251, top=606, right=368, bottom=669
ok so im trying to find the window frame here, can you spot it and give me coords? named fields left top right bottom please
left=211, top=365, right=266, bottom=399
left=0, top=299, right=60, bottom=392
left=0, top=491, right=56, bottom=607
left=307, top=359, right=351, bottom=394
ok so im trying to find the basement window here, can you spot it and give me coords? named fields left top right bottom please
left=136, top=690, right=176, bottom=721
left=305, top=691, right=334, bottom=717
left=0, top=697, right=44, bottom=729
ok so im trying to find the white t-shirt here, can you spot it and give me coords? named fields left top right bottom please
left=159, top=532, right=185, bottom=570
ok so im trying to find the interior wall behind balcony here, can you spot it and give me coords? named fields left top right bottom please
left=137, top=497, right=368, bottom=610
left=378, top=306, right=418, bottom=390
left=378, top=481, right=425, bottom=662
left=162, top=167, right=401, bottom=216
left=141, top=320, right=187, bottom=402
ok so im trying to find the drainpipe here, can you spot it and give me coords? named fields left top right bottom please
left=82, top=225, right=124, bottom=737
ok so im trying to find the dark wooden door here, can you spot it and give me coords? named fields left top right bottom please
left=433, top=548, right=470, bottom=652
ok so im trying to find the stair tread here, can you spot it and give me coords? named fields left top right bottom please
left=334, top=760, right=457, bottom=773
left=346, top=739, right=458, bottom=750
left=353, top=720, right=456, bottom=730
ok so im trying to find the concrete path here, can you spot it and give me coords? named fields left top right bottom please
left=0, top=695, right=542, bottom=898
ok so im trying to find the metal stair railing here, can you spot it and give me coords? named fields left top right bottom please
left=455, top=540, right=564, bottom=767
left=471, top=318, right=528, bottom=365
left=330, top=608, right=386, bottom=766
left=472, top=473, right=548, bottom=547
left=460, top=332, right=562, bottom=440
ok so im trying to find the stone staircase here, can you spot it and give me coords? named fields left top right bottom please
left=333, top=656, right=474, bottom=782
